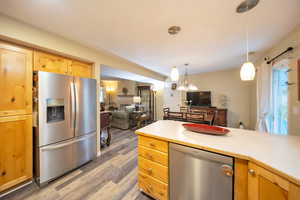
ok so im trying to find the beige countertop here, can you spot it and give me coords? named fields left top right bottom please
left=136, top=120, right=300, bottom=186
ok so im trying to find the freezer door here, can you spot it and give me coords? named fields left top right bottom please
left=39, top=139, right=74, bottom=184
left=73, top=132, right=97, bottom=168
left=38, top=133, right=96, bottom=185
left=74, top=77, right=96, bottom=136
left=38, top=72, right=75, bottom=146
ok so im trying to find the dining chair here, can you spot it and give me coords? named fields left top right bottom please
left=163, top=107, right=170, bottom=120
left=186, top=112, right=206, bottom=124
left=180, top=106, right=188, bottom=113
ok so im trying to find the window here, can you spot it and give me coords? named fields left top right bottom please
left=271, top=66, right=288, bottom=134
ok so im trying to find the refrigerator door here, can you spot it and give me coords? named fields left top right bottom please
left=39, top=139, right=75, bottom=184
left=38, top=72, right=75, bottom=146
left=74, top=77, right=96, bottom=137
left=73, top=132, right=97, bottom=168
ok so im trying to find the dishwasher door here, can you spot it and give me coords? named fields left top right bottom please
left=169, top=143, right=233, bottom=200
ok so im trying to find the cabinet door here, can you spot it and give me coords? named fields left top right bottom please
left=33, top=51, right=70, bottom=74
left=248, top=162, right=289, bottom=200
left=0, top=115, right=32, bottom=192
left=0, top=42, right=32, bottom=117
left=69, top=61, right=92, bottom=78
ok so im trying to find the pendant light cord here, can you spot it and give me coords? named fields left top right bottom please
left=246, top=1, right=249, bottom=62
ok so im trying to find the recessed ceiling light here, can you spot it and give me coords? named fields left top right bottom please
left=168, top=26, right=181, bottom=35
left=236, top=0, right=259, bottom=13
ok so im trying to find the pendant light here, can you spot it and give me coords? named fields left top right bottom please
left=239, top=0, right=257, bottom=81
left=168, top=26, right=181, bottom=82
left=170, top=66, right=179, bottom=82
left=177, top=64, right=198, bottom=91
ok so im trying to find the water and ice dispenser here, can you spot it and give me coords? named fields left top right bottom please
left=46, top=99, right=65, bottom=123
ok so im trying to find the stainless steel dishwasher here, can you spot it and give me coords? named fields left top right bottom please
left=169, top=143, right=233, bottom=200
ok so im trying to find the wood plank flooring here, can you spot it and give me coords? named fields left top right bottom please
left=2, top=128, right=153, bottom=200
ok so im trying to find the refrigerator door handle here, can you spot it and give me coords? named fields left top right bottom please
left=42, top=133, right=96, bottom=151
left=41, top=139, right=76, bottom=151
left=74, top=80, right=78, bottom=130
left=70, top=81, right=76, bottom=129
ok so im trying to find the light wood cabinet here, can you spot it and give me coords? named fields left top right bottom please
left=138, top=136, right=168, bottom=200
left=139, top=173, right=168, bottom=200
left=0, top=115, right=32, bottom=192
left=138, top=146, right=168, bottom=166
left=69, top=60, right=92, bottom=78
left=248, top=162, right=300, bottom=200
left=33, top=51, right=93, bottom=78
left=138, top=136, right=168, bottom=153
left=33, top=51, right=70, bottom=74
left=138, top=157, right=168, bottom=183
left=234, top=158, right=248, bottom=200
left=0, top=42, right=32, bottom=117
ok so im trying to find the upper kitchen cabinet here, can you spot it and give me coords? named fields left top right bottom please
left=248, top=162, right=300, bottom=200
left=34, top=51, right=93, bottom=78
left=0, top=115, right=32, bottom=192
left=33, top=51, right=70, bottom=75
left=0, top=42, right=32, bottom=117
left=69, top=60, right=93, bottom=78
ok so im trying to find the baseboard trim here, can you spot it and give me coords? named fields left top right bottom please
left=0, top=180, right=33, bottom=198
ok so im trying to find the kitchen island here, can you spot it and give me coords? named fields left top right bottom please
left=135, top=120, right=300, bottom=200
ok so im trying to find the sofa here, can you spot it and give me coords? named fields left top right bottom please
left=111, top=106, right=137, bottom=129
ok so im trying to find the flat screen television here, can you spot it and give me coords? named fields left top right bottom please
left=187, top=91, right=211, bottom=107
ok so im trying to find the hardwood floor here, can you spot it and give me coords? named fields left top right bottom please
left=2, top=128, right=152, bottom=200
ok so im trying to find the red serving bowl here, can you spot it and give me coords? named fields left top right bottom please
left=182, top=123, right=230, bottom=135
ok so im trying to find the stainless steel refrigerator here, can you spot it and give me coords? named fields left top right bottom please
left=33, top=71, right=97, bottom=185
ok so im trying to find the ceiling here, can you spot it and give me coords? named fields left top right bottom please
left=101, top=65, right=164, bottom=87
left=1, top=0, right=300, bottom=75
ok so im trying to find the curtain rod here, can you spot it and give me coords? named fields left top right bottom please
left=266, top=47, right=293, bottom=64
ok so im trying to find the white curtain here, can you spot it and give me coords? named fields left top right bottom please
left=256, top=62, right=273, bottom=132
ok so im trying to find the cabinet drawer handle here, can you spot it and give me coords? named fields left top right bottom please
left=147, top=168, right=153, bottom=174
left=248, top=169, right=256, bottom=176
left=149, top=143, right=156, bottom=147
left=42, top=65, right=46, bottom=68
left=146, top=153, right=153, bottom=160
left=148, top=185, right=153, bottom=191
left=1, top=171, right=6, bottom=176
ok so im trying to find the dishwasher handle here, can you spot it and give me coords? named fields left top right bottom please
left=221, top=164, right=234, bottom=177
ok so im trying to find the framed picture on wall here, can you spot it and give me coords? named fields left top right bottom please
left=298, top=59, right=300, bottom=101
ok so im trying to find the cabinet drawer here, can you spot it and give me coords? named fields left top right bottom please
left=138, top=136, right=168, bottom=153
left=138, top=146, right=168, bottom=166
left=139, top=172, right=168, bottom=200
left=138, top=156, right=168, bottom=183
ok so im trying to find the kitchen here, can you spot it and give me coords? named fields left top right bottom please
left=1, top=0, right=300, bottom=199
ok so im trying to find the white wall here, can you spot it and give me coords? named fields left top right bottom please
left=163, top=86, right=182, bottom=112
